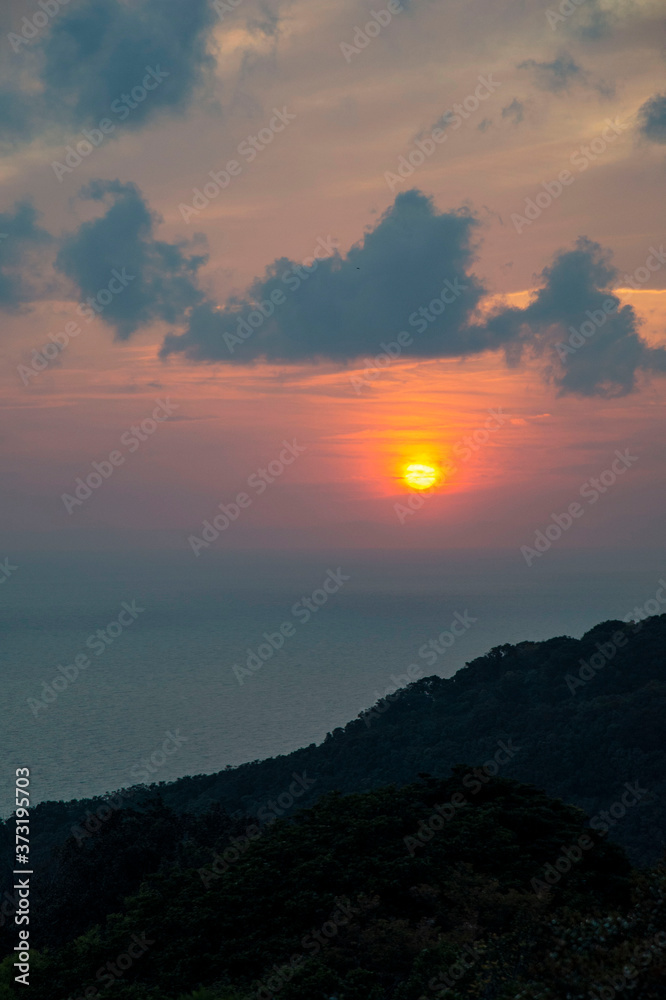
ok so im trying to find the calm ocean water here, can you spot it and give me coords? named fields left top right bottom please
left=1, top=548, right=661, bottom=816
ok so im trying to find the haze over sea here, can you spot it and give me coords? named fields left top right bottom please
left=1, top=546, right=662, bottom=817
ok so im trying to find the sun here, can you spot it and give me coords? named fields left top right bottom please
left=403, top=463, right=440, bottom=491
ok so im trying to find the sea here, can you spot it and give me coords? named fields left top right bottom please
left=1, top=546, right=661, bottom=817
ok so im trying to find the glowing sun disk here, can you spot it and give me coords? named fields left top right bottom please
left=404, top=463, right=439, bottom=490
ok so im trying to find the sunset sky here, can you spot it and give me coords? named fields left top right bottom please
left=1, top=0, right=665, bottom=560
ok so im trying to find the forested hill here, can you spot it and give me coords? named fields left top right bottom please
left=6, top=613, right=665, bottom=876
left=11, top=773, right=661, bottom=1000
left=155, top=612, right=665, bottom=866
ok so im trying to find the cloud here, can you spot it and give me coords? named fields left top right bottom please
left=517, top=51, right=613, bottom=97
left=486, top=237, right=666, bottom=397
left=0, top=201, right=53, bottom=311
left=160, top=190, right=492, bottom=364
left=2, top=0, right=218, bottom=150
left=14, top=183, right=664, bottom=399
left=518, top=51, right=583, bottom=92
left=637, top=92, right=666, bottom=144
left=549, top=0, right=614, bottom=40
left=55, top=180, right=207, bottom=340
left=551, top=0, right=663, bottom=44
left=157, top=192, right=664, bottom=398
left=501, top=99, right=524, bottom=125
left=0, top=85, right=42, bottom=147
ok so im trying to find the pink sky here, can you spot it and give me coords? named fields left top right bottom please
left=1, top=0, right=665, bottom=556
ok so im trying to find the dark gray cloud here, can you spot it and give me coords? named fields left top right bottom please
left=41, top=0, right=216, bottom=128
left=518, top=51, right=583, bottom=92
left=160, top=190, right=492, bottom=364
left=0, top=201, right=52, bottom=310
left=156, top=192, right=665, bottom=398
left=63, top=184, right=661, bottom=398
left=517, top=51, right=613, bottom=97
left=9, top=183, right=664, bottom=399
left=637, top=92, right=666, bottom=144
left=55, top=180, right=207, bottom=339
left=486, top=237, right=666, bottom=397
left=501, top=98, right=524, bottom=124
left=546, top=0, right=614, bottom=40
left=0, top=87, right=41, bottom=147
left=1, top=0, right=218, bottom=150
